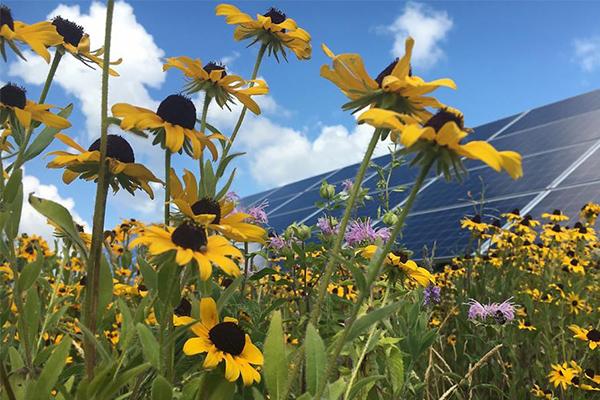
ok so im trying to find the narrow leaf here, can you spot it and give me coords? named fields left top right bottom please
left=305, top=323, right=326, bottom=395
left=263, top=311, right=287, bottom=400
left=346, top=301, right=403, bottom=343
left=136, top=323, right=160, bottom=369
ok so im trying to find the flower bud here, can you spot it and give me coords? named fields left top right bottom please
left=319, top=181, right=336, bottom=200
left=382, top=211, right=399, bottom=226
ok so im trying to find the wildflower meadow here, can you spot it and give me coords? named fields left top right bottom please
left=0, top=2, right=599, bottom=399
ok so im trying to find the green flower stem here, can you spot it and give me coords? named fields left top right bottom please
left=198, top=95, right=211, bottom=194
left=164, top=149, right=172, bottom=225
left=284, top=128, right=381, bottom=397
left=12, top=50, right=63, bottom=172
left=314, top=154, right=435, bottom=399
left=310, top=128, right=382, bottom=325
left=0, top=362, right=16, bottom=400
left=219, top=43, right=267, bottom=166
left=83, top=0, right=115, bottom=379
left=343, top=284, right=391, bottom=400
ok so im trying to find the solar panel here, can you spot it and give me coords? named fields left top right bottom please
left=496, top=89, right=600, bottom=137
left=243, top=89, right=600, bottom=259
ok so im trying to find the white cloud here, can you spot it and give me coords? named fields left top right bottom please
left=387, top=2, right=453, bottom=69
left=9, top=1, right=165, bottom=141
left=199, top=94, right=392, bottom=187
left=21, top=174, right=89, bottom=240
left=573, top=37, right=600, bottom=72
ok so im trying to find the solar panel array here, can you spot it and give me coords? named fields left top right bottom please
left=242, top=89, right=600, bottom=259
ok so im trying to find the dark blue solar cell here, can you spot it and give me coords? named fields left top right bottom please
left=411, top=143, right=589, bottom=213
left=560, top=148, right=600, bottom=187
left=498, top=89, right=600, bottom=137
left=267, top=208, right=318, bottom=233
left=265, top=171, right=333, bottom=202
left=529, top=182, right=600, bottom=222
left=240, top=189, right=276, bottom=207
left=401, top=195, right=536, bottom=259
left=270, top=188, right=323, bottom=216
left=467, top=114, right=520, bottom=141
left=489, top=110, right=600, bottom=156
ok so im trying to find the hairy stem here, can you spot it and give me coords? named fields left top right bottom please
left=219, top=43, right=267, bottom=165
left=164, top=150, right=171, bottom=225
left=198, top=95, right=211, bottom=195
left=83, top=0, right=115, bottom=378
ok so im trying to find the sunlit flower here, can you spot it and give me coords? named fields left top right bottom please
left=183, top=297, right=263, bottom=385
left=0, top=83, right=71, bottom=130
left=112, top=96, right=222, bottom=159
left=531, top=384, right=553, bottom=399
left=345, top=218, right=390, bottom=246
left=566, top=293, right=586, bottom=315
left=541, top=209, right=569, bottom=222
left=129, top=222, right=243, bottom=280
left=163, top=57, right=268, bottom=114
left=358, top=107, right=523, bottom=179
left=169, top=169, right=266, bottom=243
left=216, top=4, right=311, bottom=60
left=569, top=325, right=600, bottom=350
left=51, top=16, right=121, bottom=75
left=321, top=37, right=454, bottom=117
left=0, top=5, right=62, bottom=62
left=518, top=319, right=536, bottom=331
left=361, top=246, right=434, bottom=286
left=47, top=133, right=161, bottom=198
left=467, top=298, right=516, bottom=324
left=17, top=234, right=53, bottom=262
left=548, top=363, right=576, bottom=390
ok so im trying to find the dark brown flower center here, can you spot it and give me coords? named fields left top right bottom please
left=424, top=109, right=465, bottom=132
left=52, top=16, right=84, bottom=47
left=471, top=214, right=482, bottom=224
left=587, top=329, right=600, bottom=342
left=0, top=83, right=26, bottom=109
left=88, top=135, right=135, bottom=163
left=174, top=298, right=191, bottom=317
left=585, top=368, right=596, bottom=378
left=374, top=58, right=412, bottom=88
left=263, top=7, right=286, bottom=24
left=208, top=321, right=246, bottom=355
left=203, top=61, right=227, bottom=77
left=156, top=94, right=196, bottom=130
left=391, top=250, right=409, bottom=263
left=553, top=209, right=562, bottom=215
left=191, top=197, right=221, bottom=224
left=0, top=5, right=13, bottom=31
left=551, top=224, right=561, bottom=233
left=170, top=222, right=208, bottom=252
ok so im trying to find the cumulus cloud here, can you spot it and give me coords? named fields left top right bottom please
left=9, top=1, right=165, bottom=141
left=573, top=37, right=600, bottom=72
left=21, top=174, right=89, bottom=240
left=199, top=94, right=392, bottom=187
left=386, top=2, right=453, bottom=69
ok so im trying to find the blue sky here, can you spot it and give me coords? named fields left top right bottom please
left=3, top=0, right=600, bottom=234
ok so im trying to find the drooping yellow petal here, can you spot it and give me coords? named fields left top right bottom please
left=200, top=297, right=218, bottom=329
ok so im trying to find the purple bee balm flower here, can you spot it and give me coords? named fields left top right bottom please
left=317, top=217, right=339, bottom=236
left=246, top=200, right=268, bottom=225
left=467, top=298, right=516, bottom=324
left=423, top=285, right=441, bottom=306
left=342, top=179, right=353, bottom=192
left=268, top=233, right=287, bottom=251
left=344, top=218, right=390, bottom=247
left=225, top=191, right=240, bottom=205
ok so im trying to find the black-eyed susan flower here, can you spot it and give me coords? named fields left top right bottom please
left=542, top=209, right=569, bottom=222
left=585, top=369, right=600, bottom=385
left=461, top=214, right=488, bottom=234
left=570, top=222, right=596, bottom=242
left=518, top=319, right=537, bottom=331
left=531, top=384, right=553, bottom=399
left=566, top=293, right=586, bottom=315
left=321, top=37, right=454, bottom=117
left=0, top=83, right=71, bottom=130
left=359, top=107, right=523, bottom=180
left=361, top=246, right=434, bottom=286
left=327, top=283, right=358, bottom=301
left=47, top=133, right=161, bottom=198
left=112, top=95, right=222, bottom=159
left=173, top=298, right=195, bottom=327
left=0, top=5, right=62, bottom=62
left=548, top=363, right=576, bottom=390
left=17, top=234, right=53, bottom=262
left=569, top=325, right=600, bottom=350
left=447, top=334, right=457, bottom=347
left=51, top=16, right=121, bottom=76
left=129, top=221, right=242, bottom=280
left=169, top=169, right=266, bottom=243
left=183, top=297, right=263, bottom=385
left=163, top=57, right=268, bottom=115
left=216, top=4, right=311, bottom=60
left=580, top=202, right=600, bottom=224
left=0, top=262, right=13, bottom=281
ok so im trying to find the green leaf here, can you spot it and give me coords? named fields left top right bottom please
left=327, top=378, right=347, bottom=400
left=151, top=375, right=173, bottom=400
left=26, top=338, right=72, bottom=400
left=216, top=276, right=242, bottom=313
left=305, top=323, right=326, bottom=395
left=263, top=311, right=287, bottom=400
left=17, top=252, right=44, bottom=292
left=206, top=378, right=235, bottom=400
left=23, top=104, right=73, bottom=161
left=28, top=194, right=86, bottom=254
left=136, top=323, right=160, bottom=369
left=347, top=375, right=384, bottom=399
left=347, top=263, right=367, bottom=293
left=95, top=363, right=151, bottom=400
left=388, top=346, right=404, bottom=395
left=157, top=263, right=180, bottom=308
left=215, top=168, right=237, bottom=201
left=98, top=256, right=114, bottom=319
left=251, top=388, right=266, bottom=400
left=215, top=152, right=244, bottom=179
left=5, top=179, right=23, bottom=240
left=346, top=301, right=403, bottom=343
left=202, top=159, right=216, bottom=198
left=138, top=257, right=157, bottom=292
left=8, top=346, right=24, bottom=370
left=23, top=286, right=40, bottom=351
left=4, top=167, right=22, bottom=203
